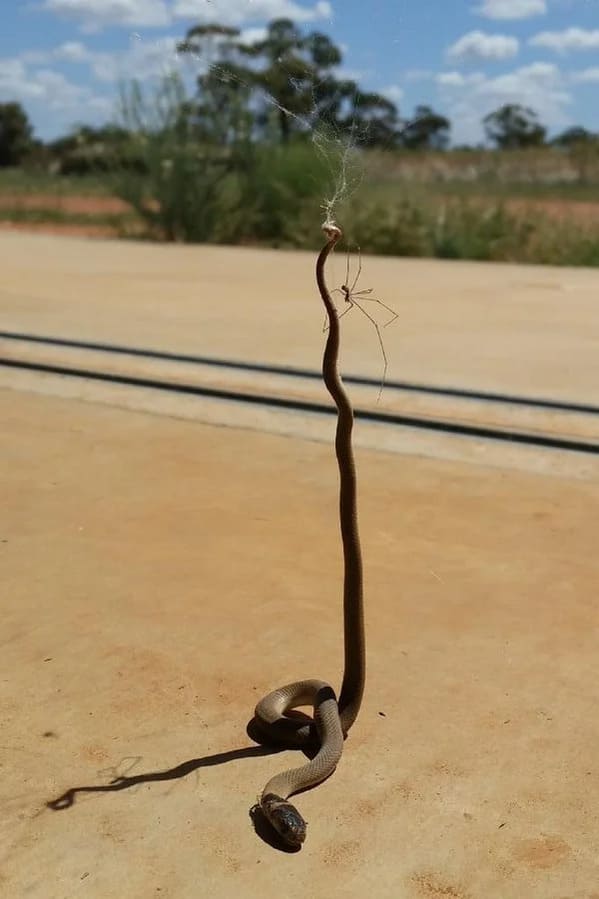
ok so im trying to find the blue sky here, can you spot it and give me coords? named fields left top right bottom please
left=2, top=0, right=599, bottom=143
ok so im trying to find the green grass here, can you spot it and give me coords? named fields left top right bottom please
left=0, top=167, right=114, bottom=195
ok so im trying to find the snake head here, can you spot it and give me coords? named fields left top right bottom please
left=322, top=221, right=342, bottom=243
left=261, top=793, right=307, bottom=848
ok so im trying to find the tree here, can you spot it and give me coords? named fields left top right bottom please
left=177, top=24, right=254, bottom=147
left=242, top=20, right=402, bottom=146
left=242, top=18, right=323, bottom=144
left=483, top=104, right=546, bottom=150
left=551, top=126, right=595, bottom=147
left=0, top=102, right=34, bottom=166
left=178, top=18, right=401, bottom=148
left=47, top=123, right=145, bottom=175
left=400, top=105, right=450, bottom=150
left=344, top=89, right=401, bottom=147
left=550, top=126, right=599, bottom=184
left=179, top=19, right=313, bottom=145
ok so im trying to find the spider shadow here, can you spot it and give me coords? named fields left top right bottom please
left=45, top=717, right=318, bottom=852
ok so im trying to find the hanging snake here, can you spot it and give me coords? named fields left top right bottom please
left=252, top=222, right=365, bottom=848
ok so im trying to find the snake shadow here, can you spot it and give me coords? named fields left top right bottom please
left=45, top=719, right=318, bottom=853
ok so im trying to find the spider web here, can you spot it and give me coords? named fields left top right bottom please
left=119, top=28, right=368, bottom=231
left=114, top=31, right=401, bottom=405
left=207, top=62, right=366, bottom=228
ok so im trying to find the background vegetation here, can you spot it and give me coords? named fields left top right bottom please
left=1, top=17, right=599, bottom=265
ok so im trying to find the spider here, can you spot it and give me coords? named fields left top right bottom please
left=324, top=246, right=398, bottom=401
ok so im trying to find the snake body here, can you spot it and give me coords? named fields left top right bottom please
left=253, top=223, right=365, bottom=848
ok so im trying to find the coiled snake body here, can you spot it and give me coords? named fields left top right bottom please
left=253, top=223, right=365, bottom=848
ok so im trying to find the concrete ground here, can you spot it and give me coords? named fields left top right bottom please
left=1, top=233, right=598, bottom=898
left=1, top=230, right=598, bottom=402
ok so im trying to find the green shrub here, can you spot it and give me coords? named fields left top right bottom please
left=432, top=202, right=537, bottom=261
left=231, top=141, right=333, bottom=247
left=113, top=75, right=240, bottom=242
left=345, top=199, right=431, bottom=256
left=527, top=224, right=599, bottom=266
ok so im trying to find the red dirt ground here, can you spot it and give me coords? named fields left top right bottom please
left=0, top=193, right=128, bottom=214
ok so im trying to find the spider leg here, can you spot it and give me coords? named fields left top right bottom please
left=323, top=300, right=354, bottom=332
left=322, top=288, right=346, bottom=331
left=345, top=247, right=351, bottom=294
left=338, top=301, right=353, bottom=321
left=381, top=303, right=399, bottom=328
left=351, top=298, right=389, bottom=403
left=348, top=246, right=362, bottom=296
left=350, top=291, right=399, bottom=328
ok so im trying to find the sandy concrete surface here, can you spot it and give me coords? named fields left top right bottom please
left=1, top=231, right=598, bottom=402
left=1, top=233, right=599, bottom=897
left=2, top=387, right=599, bottom=899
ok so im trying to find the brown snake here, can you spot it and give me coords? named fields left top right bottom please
left=252, top=222, right=365, bottom=848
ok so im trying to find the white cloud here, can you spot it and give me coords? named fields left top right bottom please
left=382, top=84, right=404, bottom=104
left=172, top=0, right=332, bottom=24
left=437, top=61, right=571, bottom=144
left=41, top=0, right=171, bottom=32
left=477, top=61, right=566, bottom=97
left=19, top=42, right=89, bottom=65
left=0, top=55, right=112, bottom=137
left=15, top=36, right=192, bottom=84
left=32, top=69, right=90, bottom=107
left=97, top=36, right=183, bottom=81
left=238, top=27, right=268, bottom=45
left=530, top=28, right=599, bottom=53
left=333, top=66, right=370, bottom=84
left=437, top=71, right=485, bottom=87
left=40, top=0, right=332, bottom=32
left=0, top=58, right=45, bottom=99
left=447, top=30, right=519, bottom=63
left=39, top=0, right=333, bottom=31
left=473, top=0, right=546, bottom=19
left=571, top=67, right=599, bottom=83
left=54, top=41, right=90, bottom=62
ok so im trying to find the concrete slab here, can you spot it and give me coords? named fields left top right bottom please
left=1, top=231, right=598, bottom=403
left=2, top=387, right=599, bottom=899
